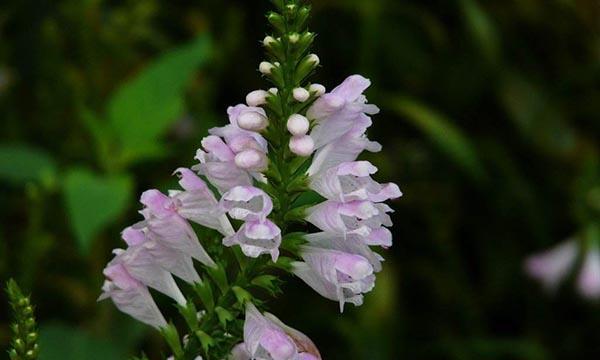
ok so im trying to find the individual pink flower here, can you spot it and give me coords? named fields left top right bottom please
left=122, top=227, right=200, bottom=284
left=310, top=161, right=402, bottom=202
left=139, top=189, right=216, bottom=268
left=307, top=115, right=381, bottom=176
left=293, top=247, right=375, bottom=311
left=577, top=246, right=600, bottom=300
left=307, top=75, right=379, bottom=149
left=525, top=240, right=578, bottom=291
left=105, top=249, right=186, bottom=305
left=220, top=186, right=273, bottom=221
left=98, top=263, right=167, bottom=329
left=170, top=168, right=235, bottom=236
left=305, top=231, right=384, bottom=272
left=223, top=219, right=281, bottom=261
left=305, top=200, right=388, bottom=237
left=231, top=303, right=321, bottom=360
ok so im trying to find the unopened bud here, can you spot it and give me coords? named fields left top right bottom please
left=289, top=33, right=300, bottom=44
left=235, top=149, right=267, bottom=171
left=293, top=87, right=310, bottom=102
left=289, top=135, right=315, bottom=157
left=287, top=114, right=310, bottom=136
left=306, top=54, right=320, bottom=66
left=246, top=90, right=268, bottom=107
left=309, top=83, right=326, bottom=96
left=263, top=36, right=277, bottom=47
left=259, top=61, right=274, bottom=75
left=238, top=110, right=268, bottom=132
left=268, top=87, right=279, bottom=95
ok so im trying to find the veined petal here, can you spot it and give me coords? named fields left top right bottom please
left=221, top=186, right=273, bottom=221
left=99, top=265, right=167, bottom=329
left=244, top=303, right=297, bottom=360
left=223, top=219, right=281, bottom=262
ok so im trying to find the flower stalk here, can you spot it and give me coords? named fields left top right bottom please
left=6, top=279, right=39, bottom=360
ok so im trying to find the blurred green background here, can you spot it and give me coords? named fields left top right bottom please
left=1, top=0, right=599, bottom=358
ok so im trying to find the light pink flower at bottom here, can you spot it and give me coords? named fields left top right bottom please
left=577, top=247, right=600, bottom=300
left=524, top=240, right=578, bottom=291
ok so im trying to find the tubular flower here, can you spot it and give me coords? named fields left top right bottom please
left=230, top=303, right=321, bottom=360
left=98, top=262, right=167, bottom=329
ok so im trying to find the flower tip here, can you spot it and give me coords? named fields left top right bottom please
left=246, top=90, right=269, bottom=107
left=307, top=54, right=320, bottom=66
left=259, top=61, right=274, bottom=75
left=289, top=135, right=315, bottom=157
left=287, top=114, right=310, bottom=136
left=293, top=87, right=310, bottom=102
left=309, top=83, right=326, bottom=97
left=235, top=149, right=267, bottom=171
left=238, top=110, right=268, bottom=132
left=263, top=35, right=277, bottom=47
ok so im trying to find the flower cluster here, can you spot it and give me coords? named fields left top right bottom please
left=98, top=1, right=402, bottom=358
left=291, top=76, right=402, bottom=311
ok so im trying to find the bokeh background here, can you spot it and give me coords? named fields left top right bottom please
left=1, top=0, right=599, bottom=358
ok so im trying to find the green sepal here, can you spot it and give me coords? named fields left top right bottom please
left=177, top=300, right=199, bottom=332
left=215, top=306, right=235, bottom=328
left=270, top=256, right=296, bottom=272
left=194, top=279, right=215, bottom=313
left=206, top=264, right=229, bottom=295
left=160, top=323, right=183, bottom=359
left=281, top=232, right=308, bottom=253
left=232, top=286, right=253, bottom=306
left=284, top=204, right=311, bottom=223
left=251, top=275, right=283, bottom=296
left=267, top=12, right=286, bottom=34
left=195, top=330, right=215, bottom=353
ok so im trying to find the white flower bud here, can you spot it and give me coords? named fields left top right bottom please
left=309, top=83, right=326, bottom=96
left=293, top=87, right=310, bottom=102
left=263, top=36, right=276, bottom=47
left=287, top=114, right=309, bottom=136
left=246, top=90, right=268, bottom=107
left=307, top=54, right=320, bottom=66
left=289, top=135, right=314, bottom=157
left=289, top=33, right=300, bottom=44
left=235, top=149, right=267, bottom=171
left=259, top=61, right=274, bottom=75
left=237, top=110, right=268, bottom=132
left=268, top=87, right=278, bottom=95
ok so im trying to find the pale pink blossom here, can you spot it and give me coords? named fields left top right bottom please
left=525, top=240, right=578, bottom=291
left=577, top=247, right=600, bottom=300
left=223, top=219, right=281, bottom=261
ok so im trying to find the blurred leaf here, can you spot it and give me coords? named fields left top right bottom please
left=460, top=0, right=500, bottom=62
left=39, top=323, right=127, bottom=360
left=500, top=75, right=576, bottom=156
left=387, top=96, right=485, bottom=180
left=63, top=168, right=133, bottom=254
left=108, top=34, right=211, bottom=164
left=0, top=144, right=56, bottom=186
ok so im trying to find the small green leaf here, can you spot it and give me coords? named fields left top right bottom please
left=0, top=144, right=56, bottom=187
left=108, top=35, right=211, bottom=164
left=387, top=96, right=485, bottom=180
left=160, top=323, right=183, bottom=359
left=460, top=0, right=500, bottom=62
left=194, top=279, right=215, bottom=312
left=63, top=169, right=133, bottom=254
left=251, top=275, right=282, bottom=296
left=214, top=307, right=234, bottom=328
left=232, top=286, right=253, bottom=306
left=194, top=330, right=215, bottom=353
